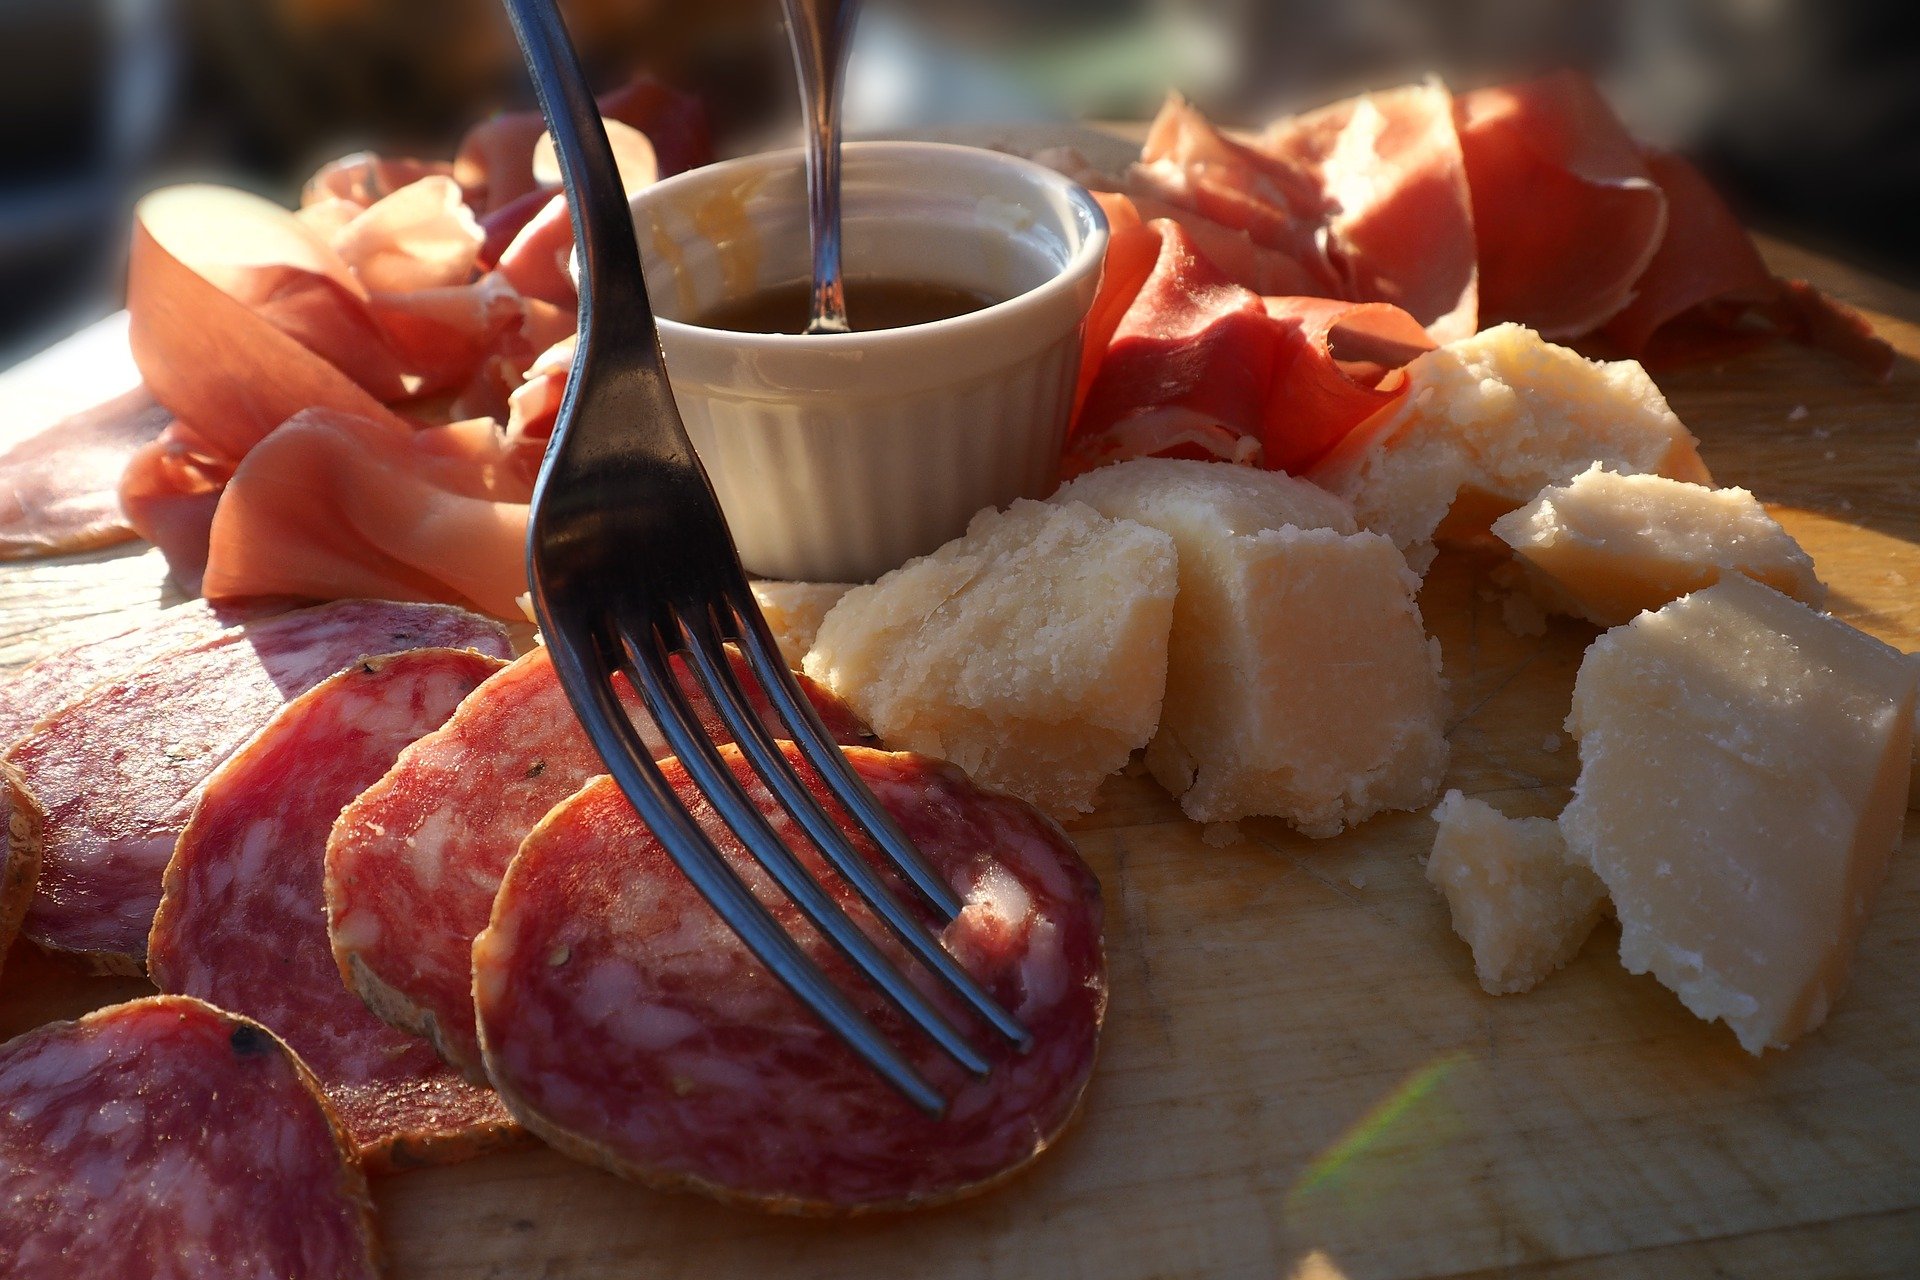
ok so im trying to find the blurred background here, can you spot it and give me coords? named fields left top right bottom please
left=2, top=0, right=1915, bottom=362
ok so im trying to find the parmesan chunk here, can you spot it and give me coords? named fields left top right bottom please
left=1561, top=575, right=1918, bottom=1054
left=1426, top=791, right=1607, bottom=995
left=1055, top=459, right=1448, bottom=835
left=804, top=499, right=1177, bottom=817
left=1492, top=465, right=1825, bottom=627
left=749, top=580, right=854, bottom=668
left=1310, top=324, right=1712, bottom=572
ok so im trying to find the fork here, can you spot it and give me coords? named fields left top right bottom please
left=500, top=0, right=1030, bottom=1115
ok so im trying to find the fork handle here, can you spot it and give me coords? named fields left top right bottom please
left=500, top=0, right=659, bottom=353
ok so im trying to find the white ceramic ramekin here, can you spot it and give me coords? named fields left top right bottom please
left=627, top=141, right=1109, bottom=582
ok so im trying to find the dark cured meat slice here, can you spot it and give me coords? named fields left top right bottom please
left=148, top=649, right=519, bottom=1174
left=475, top=744, right=1106, bottom=1214
left=0, top=763, right=43, bottom=984
left=7, top=599, right=511, bottom=972
left=327, top=644, right=872, bottom=1082
left=0, top=596, right=295, bottom=746
left=0, top=995, right=380, bottom=1279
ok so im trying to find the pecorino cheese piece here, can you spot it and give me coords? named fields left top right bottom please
left=1426, top=790, right=1607, bottom=994
left=148, top=648, right=518, bottom=1173
left=750, top=579, right=854, bottom=668
left=0, top=995, right=380, bottom=1279
left=0, top=762, right=43, bottom=983
left=1491, top=464, right=1825, bottom=627
left=7, top=599, right=511, bottom=972
left=805, top=499, right=1177, bottom=817
left=474, top=744, right=1105, bottom=1214
left=326, top=645, right=870, bottom=1081
left=1310, top=323, right=1712, bottom=572
left=1561, top=575, right=1918, bottom=1053
left=1055, top=458, right=1447, bottom=834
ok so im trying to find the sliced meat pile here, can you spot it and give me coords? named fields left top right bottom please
left=0, top=995, right=380, bottom=1279
left=147, top=648, right=519, bottom=1173
left=1063, top=69, right=1893, bottom=476
left=474, top=744, right=1106, bottom=1213
left=112, top=74, right=710, bottom=613
left=5, top=598, right=511, bottom=971
left=326, top=645, right=871, bottom=1079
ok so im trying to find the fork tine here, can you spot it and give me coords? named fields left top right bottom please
left=688, top=610, right=1034, bottom=1052
left=726, top=596, right=966, bottom=923
left=546, top=612, right=947, bottom=1115
left=622, top=613, right=997, bottom=1078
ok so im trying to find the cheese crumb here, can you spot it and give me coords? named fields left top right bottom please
left=1309, top=324, right=1711, bottom=572
left=805, top=499, right=1177, bottom=817
left=1561, top=575, right=1919, bottom=1053
left=1055, top=458, right=1448, bottom=836
left=1427, top=791, right=1607, bottom=995
left=1200, top=822, right=1243, bottom=848
left=1492, top=465, right=1826, bottom=627
left=750, top=580, right=854, bottom=668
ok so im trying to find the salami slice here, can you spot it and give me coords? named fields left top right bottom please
left=474, top=744, right=1106, bottom=1214
left=0, top=995, right=379, bottom=1279
left=148, top=648, right=519, bottom=1173
left=8, top=598, right=512, bottom=971
left=0, top=595, right=293, bottom=746
left=0, top=763, right=43, bottom=982
left=328, top=644, right=872, bottom=1080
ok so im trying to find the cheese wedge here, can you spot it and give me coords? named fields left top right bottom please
left=1310, top=324, right=1711, bottom=572
left=750, top=580, right=854, bottom=668
left=1426, top=791, right=1607, bottom=995
left=1055, top=458, right=1448, bottom=835
left=1561, top=575, right=1917, bottom=1053
left=1492, top=465, right=1825, bottom=627
left=805, top=499, right=1177, bottom=817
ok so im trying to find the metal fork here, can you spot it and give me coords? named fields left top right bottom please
left=501, top=0, right=1030, bottom=1115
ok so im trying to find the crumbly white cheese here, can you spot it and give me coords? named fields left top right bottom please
left=804, top=499, right=1177, bottom=817
left=1055, top=458, right=1448, bottom=835
left=1309, top=323, right=1712, bottom=572
left=1426, top=791, right=1607, bottom=995
left=749, top=580, right=854, bottom=668
left=1491, top=465, right=1825, bottom=627
left=1561, top=575, right=1918, bottom=1053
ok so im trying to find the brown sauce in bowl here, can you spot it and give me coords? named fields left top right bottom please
left=694, top=277, right=1001, bottom=334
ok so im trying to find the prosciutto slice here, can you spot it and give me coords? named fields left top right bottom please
left=1066, top=203, right=1434, bottom=478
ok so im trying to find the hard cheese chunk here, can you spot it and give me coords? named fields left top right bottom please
left=1561, top=575, right=1918, bottom=1053
left=1055, top=458, right=1448, bottom=834
left=750, top=580, right=854, bottom=668
left=1492, top=465, right=1825, bottom=627
left=1426, top=791, right=1607, bottom=995
left=1310, top=323, right=1712, bottom=572
left=804, top=499, right=1176, bottom=817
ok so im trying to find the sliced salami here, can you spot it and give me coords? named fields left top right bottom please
left=8, top=599, right=512, bottom=971
left=474, top=744, right=1106, bottom=1214
left=148, top=648, right=519, bottom=1173
left=0, top=995, right=379, bottom=1279
left=328, top=644, right=871, bottom=1080
left=0, top=595, right=293, bottom=746
left=0, top=762, right=43, bottom=982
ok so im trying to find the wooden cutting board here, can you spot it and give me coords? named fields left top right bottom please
left=3, top=127, right=1918, bottom=1279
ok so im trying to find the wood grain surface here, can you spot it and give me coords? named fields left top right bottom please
left=1, top=129, right=1917, bottom=1280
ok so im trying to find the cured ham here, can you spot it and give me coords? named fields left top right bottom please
left=116, top=72, right=708, bottom=611
left=1067, top=205, right=1434, bottom=478
left=1454, top=71, right=1668, bottom=339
